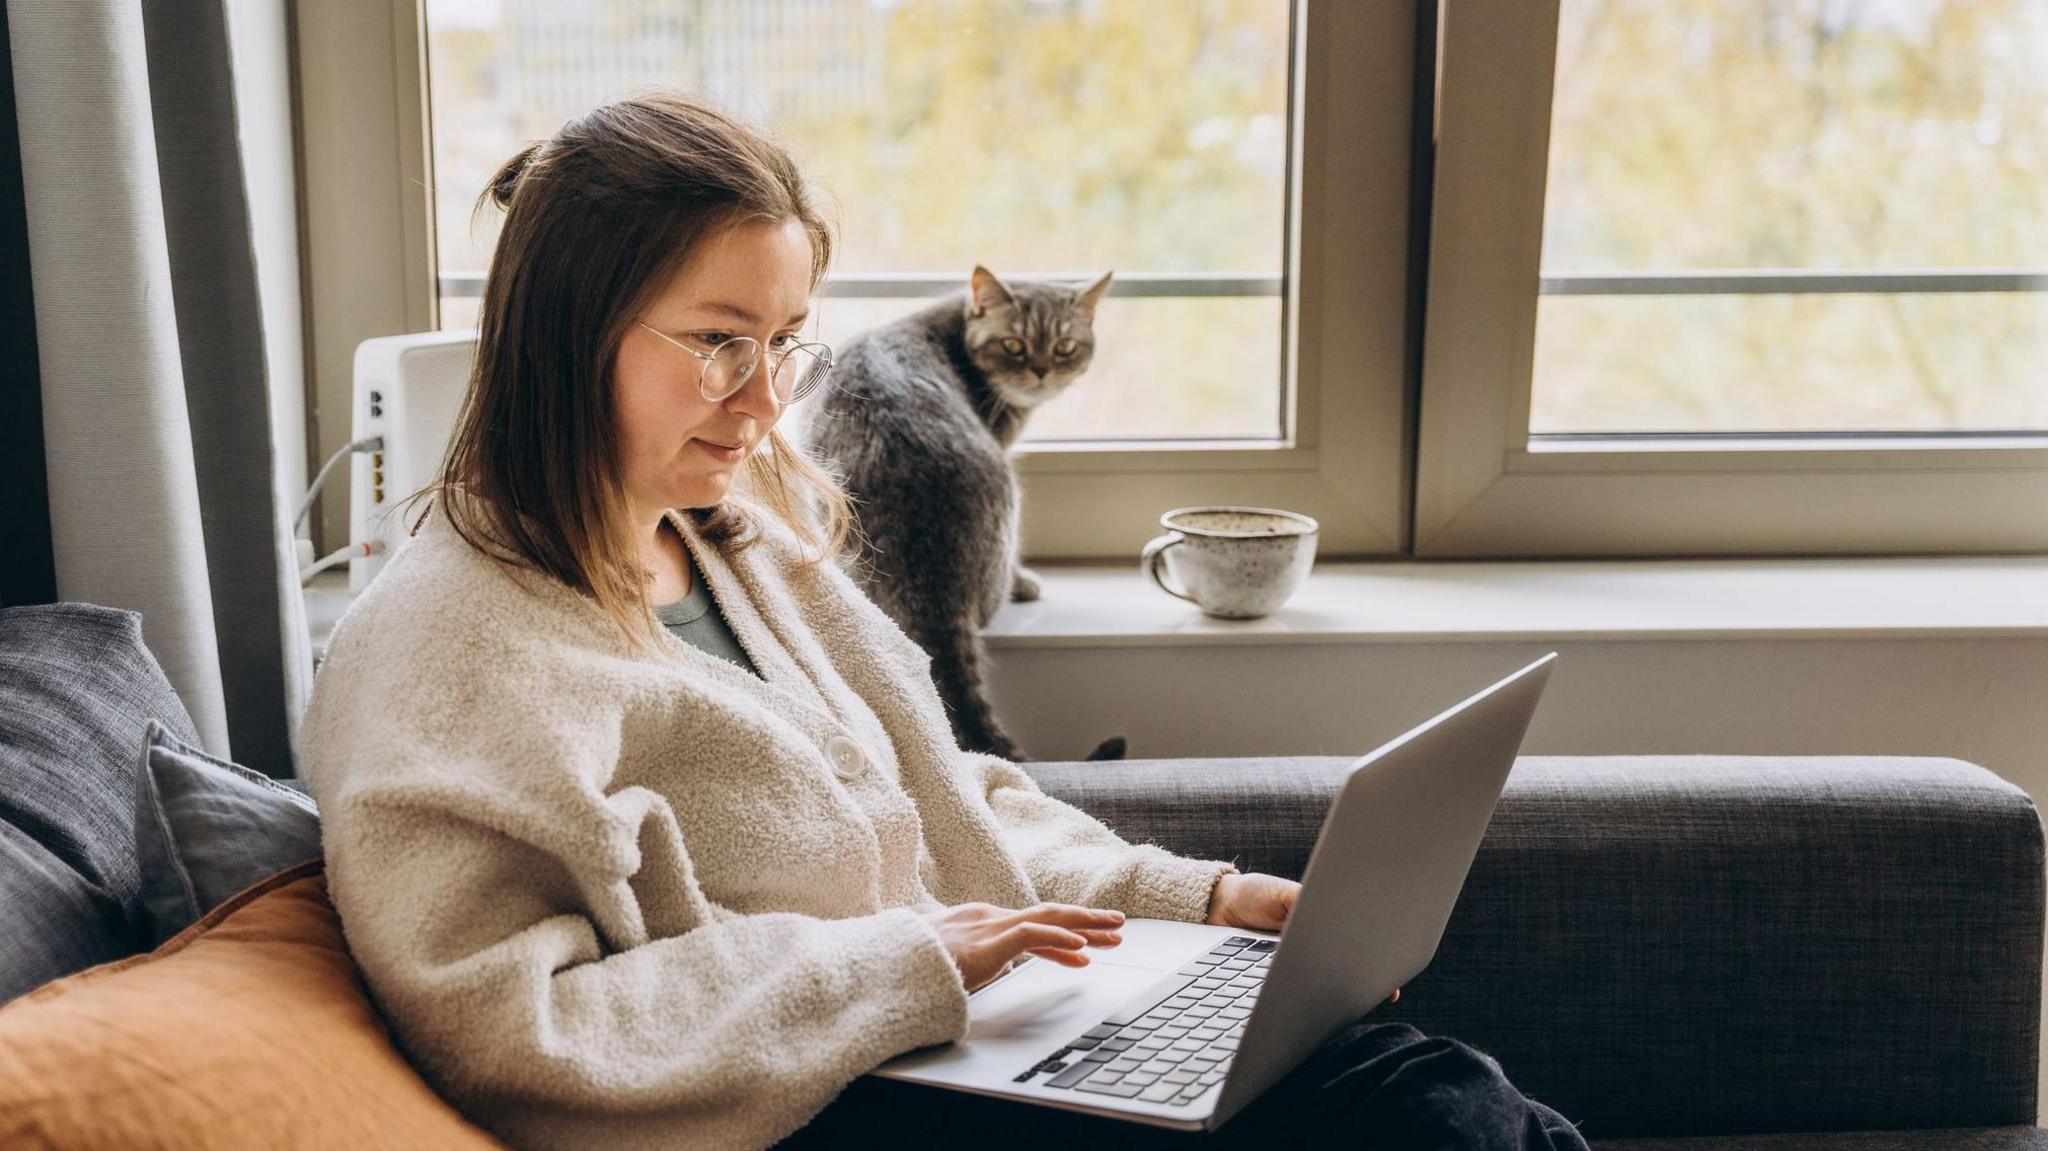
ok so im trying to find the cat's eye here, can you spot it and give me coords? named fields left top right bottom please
left=1001, top=338, right=1026, bottom=357
left=1054, top=339, right=1077, bottom=356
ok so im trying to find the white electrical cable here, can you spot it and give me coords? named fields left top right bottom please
left=295, top=435, right=384, bottom=532
left=298, top=540, right=381, bottom=585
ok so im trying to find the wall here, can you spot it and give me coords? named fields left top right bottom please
left=987, top=636, right=2048, bottom=776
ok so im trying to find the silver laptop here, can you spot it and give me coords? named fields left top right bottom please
left=870, top=653, right=1557, bottom=1132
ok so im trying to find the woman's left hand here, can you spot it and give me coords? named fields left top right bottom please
left=1204, top=871, right=1298, bottom=932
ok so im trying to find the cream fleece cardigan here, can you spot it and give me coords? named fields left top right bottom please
left=297, top=498, right=1237, bottom=1151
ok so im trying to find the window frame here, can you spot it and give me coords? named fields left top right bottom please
left=292, top=0, right=437, bottom=559
left=1414, top=0, right=2048, bottom=558
left=294, top=0, right=1417, bottom=560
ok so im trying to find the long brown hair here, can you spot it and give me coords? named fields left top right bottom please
left=409, top=91, right=852, bottom=652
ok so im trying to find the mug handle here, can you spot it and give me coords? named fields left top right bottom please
left=1141, top=532, right=1197, bottom=604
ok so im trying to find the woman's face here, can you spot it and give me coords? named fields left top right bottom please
left=612, top=216, right=814, bottom=517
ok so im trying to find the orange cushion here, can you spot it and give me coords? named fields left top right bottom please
left=0, top=860, right=503, bottom=1149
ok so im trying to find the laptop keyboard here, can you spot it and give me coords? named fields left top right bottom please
left=1010, top=935, right=1274, bottom=1108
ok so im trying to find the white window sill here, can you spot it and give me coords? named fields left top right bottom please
left=985, top=556, right=2048, bottom=648
left=306, top=556, right=2048, bottom=663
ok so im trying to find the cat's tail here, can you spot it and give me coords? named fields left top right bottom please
left=924, top=623, right=1034, bottom=762
left=917, top=618, right=1129, bottom=762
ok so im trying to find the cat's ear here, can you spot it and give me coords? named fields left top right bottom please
left=1078, top=270, right=1114, bottom=315
left=968, top=265, right=1014, bottom=317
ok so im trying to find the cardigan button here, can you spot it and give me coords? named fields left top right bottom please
left=825, top=735, right=867, bottom=781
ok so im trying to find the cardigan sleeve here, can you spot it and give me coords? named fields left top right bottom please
left=957, top=751, right=1239, bottom=923
left=316, top=763, right=970, bottom=1151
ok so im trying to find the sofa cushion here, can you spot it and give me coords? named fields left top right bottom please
left=0, top=603, right=202, bottom=1002
left=0, top=860, right=504, bottom=1149
left=0, top=823, right=133, bottom=1004
left=134, top=719, right=323, bottom=945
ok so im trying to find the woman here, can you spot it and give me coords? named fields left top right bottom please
left=298, top=92, right=1587, bottom=1151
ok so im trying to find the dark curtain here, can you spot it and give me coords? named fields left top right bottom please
left=0, top=2, right=56, bottom=611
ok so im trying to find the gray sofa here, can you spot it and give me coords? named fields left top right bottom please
left=4, top=604, right=2043, bottom=1146
left=1029, top=756, right=2047, bottom=1147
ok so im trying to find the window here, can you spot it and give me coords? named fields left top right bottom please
left=283, top=0, right=1418, bottom=558
left=1416, top=0, right=2048, bottom=556
left=1536, top=0, right=2048, bottom=436
left=300, top=1, right=2048, bottom=561
left=425, top=0, right=1295, bottom=444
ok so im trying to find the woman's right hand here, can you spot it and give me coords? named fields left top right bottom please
left=920, top=901, right=1125, bottom=992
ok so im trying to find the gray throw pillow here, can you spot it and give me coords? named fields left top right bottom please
left=134, top=719, right=323, bottom=945
left=0, top=603, right=203, bottom=1003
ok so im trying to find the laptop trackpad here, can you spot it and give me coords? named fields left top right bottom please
left=966, top=955, right=1160, bottom=1041
left=873, top=955, right=1160, bottom=1084
left=872, top=919, right=1229, bottom=1086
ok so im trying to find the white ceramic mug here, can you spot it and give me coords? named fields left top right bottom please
left=1140, top=506, right=1318, bottom=619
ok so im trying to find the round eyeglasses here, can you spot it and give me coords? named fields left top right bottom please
left=634, top=322, right=834, bottom=404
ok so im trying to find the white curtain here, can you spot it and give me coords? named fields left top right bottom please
left=7, top=0, right=310, bottom=775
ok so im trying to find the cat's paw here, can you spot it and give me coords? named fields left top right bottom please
left=1010, top=566, right=1043, bottom=602
left=1085, top=735, right=1128, bottom=761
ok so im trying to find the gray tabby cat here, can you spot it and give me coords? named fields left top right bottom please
left=805, top=265, right=1122, bottom=762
